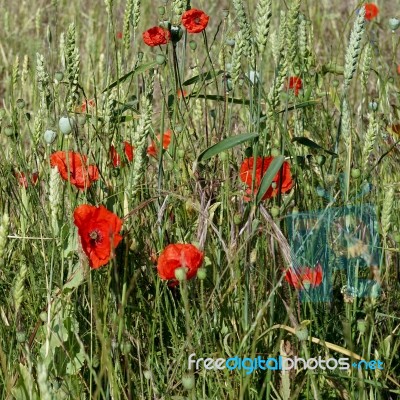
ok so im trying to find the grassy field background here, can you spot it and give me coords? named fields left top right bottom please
left=0, top=0, right=399, bottom=399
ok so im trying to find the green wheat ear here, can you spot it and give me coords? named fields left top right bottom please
left=255, top=0, right=272, bottom=55
left=362, top=113, right=378, bottom=175
left=65, top=23, right=80, bottom=111
left=13, top=262, right=27, bottom=316
left=343, top=5, right=365, bottom=93
left=130, top=71, right=155, bottom=197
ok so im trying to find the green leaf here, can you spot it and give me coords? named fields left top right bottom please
left=292, top=137, right=338, bottom=157
left=189, top=93, right=250, bottom=105
left=183, top=70, right=224, bottom=86
left=197, top=132, right=259, bottom=162
left=256, top=156, right=285, bottom=204
left=102, top=61, right=157, bottom=93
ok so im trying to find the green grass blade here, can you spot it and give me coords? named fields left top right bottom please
left=256, top=156, right=285, bottom=204
left=197, top=132, right=259, bottom=162
left=102, top=61, right=158, bottom=93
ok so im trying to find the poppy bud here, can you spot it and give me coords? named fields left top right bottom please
left=137, top=51, right=144, bottom=61
left=16, top=99, right=25, bottom=109
left=59, top=116, right=76, bottom=135
left=182, top=374, right=195, bottom=390
left=177, top=149, right=185, bottom=158
left=294, top=325, right=308, bottom=341
left=175, top=125, right=183, bottom=133
left=189, top=40, right=197, bottom=50
left=388, top=18, right=400, bottom=31
left=271, top=148, right=280, bottom=157
left=368, top=101, right=378, bottom=111
left=43, top=129, right=57, bottom=144
left=16, top=331, right=26, bottom=343
left=270, top=206, right=280, bottom=217
left=39, top=311, right=48, bottom=322
left=233, top=213, right=242, bottom=225
left=143, top=370, right=152, bottom=380
left=4, top=125, right=14, bottom=137
left=156, top=54, right=166, bottom=65
left=357, top=319, right=367, bottom=333
left=197, top=267, right=207, bottom=280
left=332, top=79, right=340, bottom=88
left=54, top=71, right=64, bottom=82
left=351, top=168, right=361, bottom=178
left=219, top=152, right=228, bottom=161
left=174, top=267, right=187, bottom=281
left=271, top=182, right=277, bottom=189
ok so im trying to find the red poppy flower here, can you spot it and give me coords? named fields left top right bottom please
left=364, top=3, right=379, bottom=21
left=147, top=130, right=172, bottom=157
left=157, top=243, right=204, bottom=284
left=116, top=31, right=123, bottom=40
left=239, top=156, right=293, bottom=200
left=287, top=76, right=302, bottom=96
left=80, top=98, right=96, bottom=113
left=15, top=171, right=38, bottom=188
left=74, top=204, right=123, bottom=269
left=50, top=151, right=99, bottom=190
left=177, top=89, right=188, bottom=98
left=397, top=65, right=400, bottom=75
left=285, top=263, right=323, bottom=290
left=182, top=9, right=209, bottom=33
left=142, top=27, right=171, bottom=47
left=110, top=141, right=134, bottom=167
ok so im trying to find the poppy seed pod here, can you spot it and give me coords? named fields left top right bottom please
left=58, top=116, right=76, bottom=135
left=43, top=129, right=57, bottom=144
